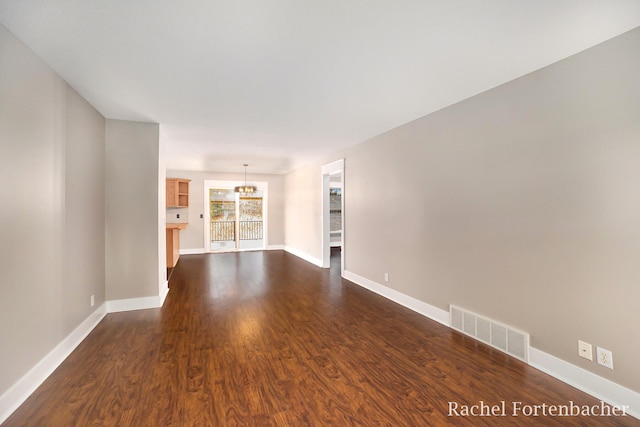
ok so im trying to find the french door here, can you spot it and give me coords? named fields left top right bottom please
left=206, top=184, right=266, bottom=252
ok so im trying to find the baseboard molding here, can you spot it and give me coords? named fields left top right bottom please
left=4, top=261, right=636, bottom=424
left=0, top=290, right=172, bottom=424
left=284, top=246, right=323, bottom=267
left=106, top=295, right=166, bottom=313
left=342, top=270, right=450, bottom=326
left=181, top=246, right=286, bottom=255
left=179, top=248, right=205, bottom=255
left=342, top=268, right=639, bottom=420
left=0, top=303, right=107, bottom=425
left=529, top=348, right=639, bottom=419
left=159, top=285, right=169, bottom=307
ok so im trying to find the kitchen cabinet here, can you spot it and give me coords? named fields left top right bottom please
left=166, top=178, right=190, bottom=207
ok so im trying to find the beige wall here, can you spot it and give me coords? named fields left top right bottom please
left=0, top=24, right=106, bottom=394
left=62, top=87, right=107, bottom=328
left=105, top=120, right=161, bottom=300
left=284, top=166, right=323, bottom=258
left=285, top=28, right=640, bottom=392
left=166, top=170, right=285, bottom=250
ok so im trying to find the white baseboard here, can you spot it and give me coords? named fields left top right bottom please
left=179, top=248, right=205, bottom=255
left=4, top=261, right=637, bottom=423
left=284, top=246, right=323, bottom=267
left=342, top=269, right=639, bottom=420
left=106, top=295, right=166, bottom=313
left=0, top=303, right=107, bottom=425
left=159, top=285, right=169, bottom=306
left=180, top=246, right=286, bottom=255
left=0, top=289, right=173, bottom=424
left=342, top=270, right=450, bottom=325
left=529, top=348, right=639, bottom=419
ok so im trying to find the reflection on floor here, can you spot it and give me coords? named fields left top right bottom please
left=4, top=249, right=633, bottom=426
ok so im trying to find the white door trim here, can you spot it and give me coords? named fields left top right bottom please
left=203, top=180, right=269, bottom=252
left=321, top=159, right=345, bottom=273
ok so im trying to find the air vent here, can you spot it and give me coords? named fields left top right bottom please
left=450, top=305, right=529, bottom=363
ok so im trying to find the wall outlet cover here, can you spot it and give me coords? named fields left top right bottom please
left=596, top=347, right=613, bottom=369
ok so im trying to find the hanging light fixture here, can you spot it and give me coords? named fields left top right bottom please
left=234, top=164, right=256, bottom=193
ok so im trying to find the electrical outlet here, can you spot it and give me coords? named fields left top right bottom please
left=176, top=213, right=180, bottom=219
left=200, top=214, right=203, bottom=218
left=596, top=347, right=613, bottom=369
left=578, top=340, right=592, bottom=361
left=384, top=273, right=389, bottom=282
left=90, top=295, right=95, bottom=307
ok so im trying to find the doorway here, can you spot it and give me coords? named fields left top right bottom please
left=321, top=159, right=344, bottom=275
left=204, top=180, right=268, bottom=252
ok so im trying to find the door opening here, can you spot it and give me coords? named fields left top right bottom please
left=321, top=159, right=344, bottom=275
left=205, top=180, right=267, bottom=252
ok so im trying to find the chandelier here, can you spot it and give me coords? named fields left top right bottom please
left=234, top=164, right=256, bottom=193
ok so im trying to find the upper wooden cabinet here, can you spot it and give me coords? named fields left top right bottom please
left=166, top=178, right=190, bottom=207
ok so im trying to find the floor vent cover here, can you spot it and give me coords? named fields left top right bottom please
left=450, top=305, right=529, bottom=363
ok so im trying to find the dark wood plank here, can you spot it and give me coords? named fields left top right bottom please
left=3, top=250, right=638, bottom=426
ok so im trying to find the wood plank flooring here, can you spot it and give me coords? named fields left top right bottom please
left=3, top=250, right=638, bottom=426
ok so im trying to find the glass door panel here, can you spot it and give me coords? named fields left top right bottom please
left=209, top=188, right=265, bottom=251
left=239, top=192, right=264, bottom=250
left=210, top=188, right=236, bottom=251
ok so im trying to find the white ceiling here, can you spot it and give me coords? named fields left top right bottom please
left=1, top=1, right=640, bottom=174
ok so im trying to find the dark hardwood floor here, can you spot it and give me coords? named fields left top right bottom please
left=3, top=250, right=638, bottom=426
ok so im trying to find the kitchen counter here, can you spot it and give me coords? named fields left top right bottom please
left=166, top=223, right=188, bottom=268
left=166, top=223, right=188, bottom=230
